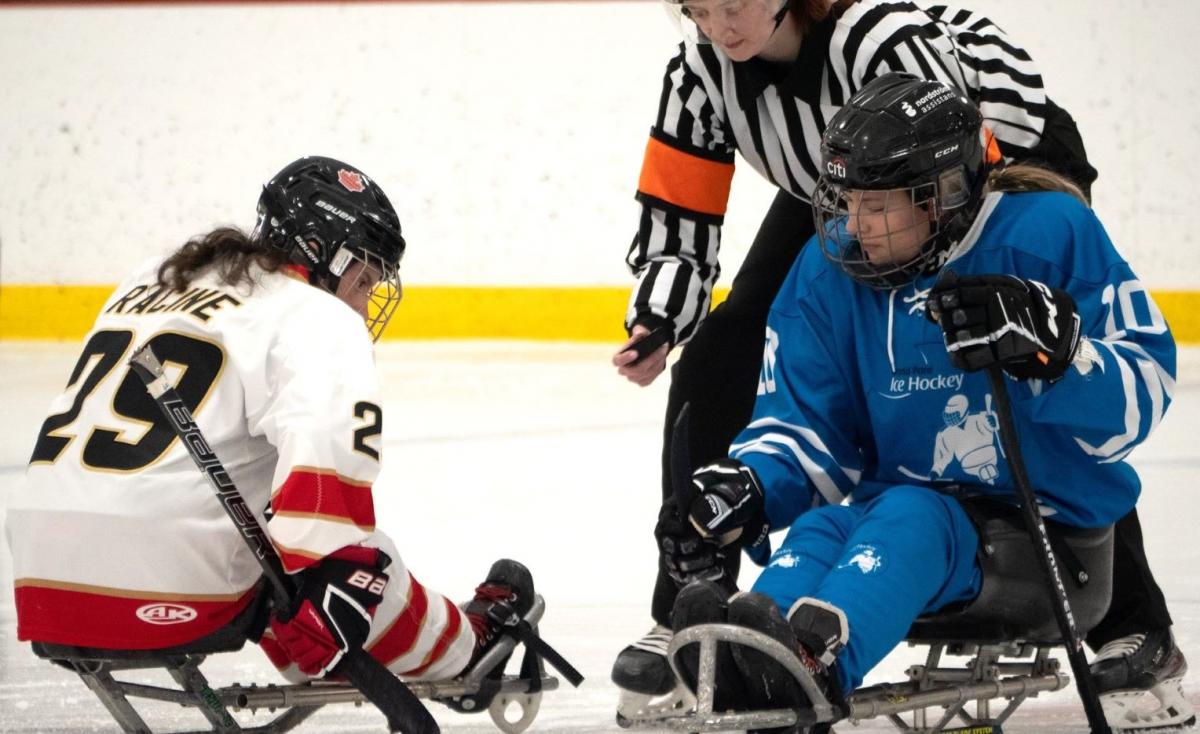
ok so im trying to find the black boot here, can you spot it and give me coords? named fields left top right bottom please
left=611, top=624, right=676, bottom=695
left=786, top=597, right=849, bottom=734
left=727, top=592, right=811, bottom=733
left=1091, top=627, right=1188, bottom=693
left=462, top=559, right=535, bottom=668
left=670, top=579, right=747, bottom=711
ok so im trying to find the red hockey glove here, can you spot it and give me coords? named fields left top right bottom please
left=269, top=546, right=391, bottom=677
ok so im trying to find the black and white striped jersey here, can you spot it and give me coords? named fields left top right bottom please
left=626, top=0, right=1048, bottom=345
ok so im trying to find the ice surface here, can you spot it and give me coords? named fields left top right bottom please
left=1, top=341, right=1197, bottom=732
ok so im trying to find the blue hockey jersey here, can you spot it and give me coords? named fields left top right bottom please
left=733, top=191, right=1177, bottom=531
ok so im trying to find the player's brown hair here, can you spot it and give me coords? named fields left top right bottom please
left=795, top=0, right=856, bottom=32
left=986, top=164, right=1090, bottom=206
left=156, top=228, right=287, bottom=293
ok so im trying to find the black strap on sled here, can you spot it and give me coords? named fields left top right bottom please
left=506, top=619, right=585, bottom=688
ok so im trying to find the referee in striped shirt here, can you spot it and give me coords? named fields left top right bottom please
left=611, top=0, right=1182, bottom=718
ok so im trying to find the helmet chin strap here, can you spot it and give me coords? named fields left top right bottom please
left=771, top=0, right=790, bottom=31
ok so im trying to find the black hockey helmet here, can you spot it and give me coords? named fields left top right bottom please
left=255, top=156, right=406, bottom=340
left=813, top=72, right=997, bottom=289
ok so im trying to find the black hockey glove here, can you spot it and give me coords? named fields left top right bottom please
left=688, top=459, right=770, bottom=552
left=927, top=272, right=1081, bottom=382
left=269, top=546, right=391, bottom=677
left=656, top=501, right=729, bottom=586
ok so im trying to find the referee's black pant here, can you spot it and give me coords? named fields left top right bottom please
left=648, top=184, right=1174, bottom=650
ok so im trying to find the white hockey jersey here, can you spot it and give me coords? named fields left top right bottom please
left=9, top=259, right=389, bottom=649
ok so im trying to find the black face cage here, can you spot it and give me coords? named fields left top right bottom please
left=812, top=165, right=971, bottom=290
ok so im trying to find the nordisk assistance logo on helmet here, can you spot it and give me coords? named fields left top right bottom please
left=136, top=602, right=199, bottom=625
left=337, top=169, right=367, bottom=193
left=826, top=157, right=847, bottom=180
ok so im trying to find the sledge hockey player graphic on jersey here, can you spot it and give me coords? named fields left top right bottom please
left=931, top=393, right=1001, bottom=483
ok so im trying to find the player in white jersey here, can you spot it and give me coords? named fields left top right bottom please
left=8, top=156, right=532, bottom=684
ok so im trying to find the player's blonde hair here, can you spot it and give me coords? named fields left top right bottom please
left=985, top=164, right=1090, bottom=206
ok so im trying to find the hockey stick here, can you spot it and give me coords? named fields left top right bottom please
left=670, top=402, right=695, bottom=515
left=985, top=365, right=1111, bottom=734
left=129, top=344, right=439, bottom=734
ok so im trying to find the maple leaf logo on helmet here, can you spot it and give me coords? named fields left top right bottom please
left=337, top=169, right=367, bottom=193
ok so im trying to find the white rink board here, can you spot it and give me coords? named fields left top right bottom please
left=1, top=1, right=1200, bottom=289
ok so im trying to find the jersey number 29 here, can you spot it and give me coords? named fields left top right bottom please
left=30, top=329, right=225, bottom=472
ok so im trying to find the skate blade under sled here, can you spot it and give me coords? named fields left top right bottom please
left=30, top=594, right=582, bottom=734
left=1101, top=676, right=1196, bottom=733
left=616, top=622, right=1078, bottom=734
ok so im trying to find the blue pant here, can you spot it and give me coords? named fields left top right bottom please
left=752, top=485, right=982, bottom=692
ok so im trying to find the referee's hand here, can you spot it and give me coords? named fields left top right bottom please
left=613, top=324, right=670, bottom=386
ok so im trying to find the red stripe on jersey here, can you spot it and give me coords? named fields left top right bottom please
left=366, top=575, right=429, bottom=667
left=15, top=583, right=257, bottom=650
left=271, top=469, right=376, bottom=529
left=276, top=544, right=325, bottom=573
left=400, top=598, right=465, bottom=678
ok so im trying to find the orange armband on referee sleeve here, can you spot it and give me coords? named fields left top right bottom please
left=637, top=137, right=735, bottom=217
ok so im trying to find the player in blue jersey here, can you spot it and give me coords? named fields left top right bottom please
left=669, top=72, right=1189, bottom=729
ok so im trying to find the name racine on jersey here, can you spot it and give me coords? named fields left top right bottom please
left=106, top=283, right=243, bottom=322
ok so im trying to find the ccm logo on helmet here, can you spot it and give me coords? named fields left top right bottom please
left=934, top=144, right=960, bottom=159
left=136, top=603, right=199, bottom=625
left=826, top=157, right=847, bottom=179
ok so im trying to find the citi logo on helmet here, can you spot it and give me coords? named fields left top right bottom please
left=826, top=158, right=847, bottom=179
left=136, top=603, right=199, bottom=625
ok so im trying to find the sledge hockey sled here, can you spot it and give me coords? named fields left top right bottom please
left=619, top=507, right=1116, bottom=733
left=30, top=593, right=574, bottom=733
